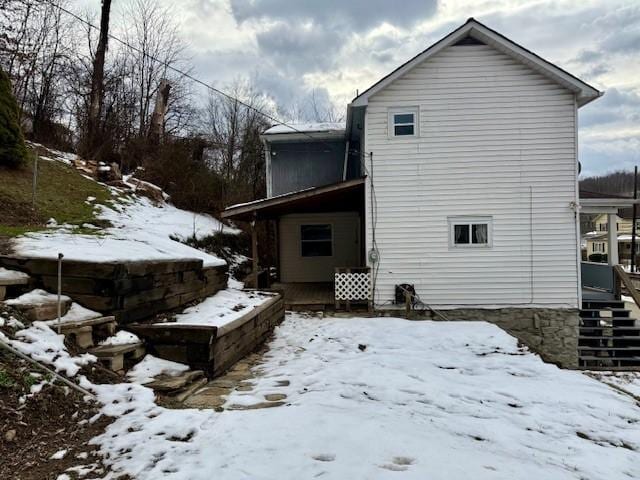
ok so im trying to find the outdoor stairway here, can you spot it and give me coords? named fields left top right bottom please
left=579, top=299, right=640, bottom=369
left=0, top=277, right=146, bottom=372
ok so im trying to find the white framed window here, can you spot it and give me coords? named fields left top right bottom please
left=448, top=216, right=492, bottom=248
left=388, top=107, right=418, bottom=138
left=300, top=224, right=333, bottom=257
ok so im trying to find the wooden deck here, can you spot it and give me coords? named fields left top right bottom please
left=270, top=282, right=334, bottom=310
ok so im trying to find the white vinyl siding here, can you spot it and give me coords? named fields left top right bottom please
left=280, top=212, right=360, bottom=283
left=364, top=44, right=579, bottom=308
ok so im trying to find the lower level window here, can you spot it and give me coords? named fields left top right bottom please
left=301, top=224, right=332, bottom=257
left=449, top=216, right=492, bottom=247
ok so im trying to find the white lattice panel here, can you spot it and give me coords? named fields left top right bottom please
left=335, top=272, right=371, bottom=301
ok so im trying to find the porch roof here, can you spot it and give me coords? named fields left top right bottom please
left=222, top=177, right=365, bottom=221
left=579, top=189, right=640, bottom=214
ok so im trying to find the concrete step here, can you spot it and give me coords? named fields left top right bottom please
left=4, top=289, right=72, bottom=321
left=90, top=342, right=145, bottom=372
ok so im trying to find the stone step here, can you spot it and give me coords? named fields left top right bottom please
left=0, top=267, right=30, bottom=301
left=89, top=342, right=145, bottom=372
left=46, top=316, right=118, bottom=349
left=159, top=377, right=208, bottom=403
left=146, top=370, right=205, bottom=393
left=4, top=289, right=72, bottom=321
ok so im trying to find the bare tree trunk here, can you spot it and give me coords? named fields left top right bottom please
left=148, top=78, right=170, bottom=143
left=84, top=0, right=112, bottom=157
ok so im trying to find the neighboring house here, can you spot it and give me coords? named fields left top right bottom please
left=223, top=18, right=637, bottom=367
left=584, top=209, right=640, bottom=263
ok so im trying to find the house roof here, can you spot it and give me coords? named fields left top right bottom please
left=350, top=18, right=601, bottom=108
left=261, top=122, right=346, bottom=142
left=222, top=178, right=365, bottom=221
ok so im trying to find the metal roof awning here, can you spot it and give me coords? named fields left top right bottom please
left=222, top=178, right=365, bottom=221
left=580, top=191, right=640, bottom=214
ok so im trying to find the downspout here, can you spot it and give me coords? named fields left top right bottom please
left=342, top=140, right=350, bottom=181
left=263, top=138, right=272, bottom=198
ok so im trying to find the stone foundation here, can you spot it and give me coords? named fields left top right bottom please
left=383, top=307, right=580, bottom=368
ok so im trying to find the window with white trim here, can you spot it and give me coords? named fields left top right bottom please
left=300, top=224, right=332, bottom=257
left=448, top=216, right=492, bottom=248
left=388, top=108, right=418, bottom=137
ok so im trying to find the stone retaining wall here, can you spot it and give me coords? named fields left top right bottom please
left=383, top=307, right=580, bottom=368
left=0, top=256, right=228, bottom=324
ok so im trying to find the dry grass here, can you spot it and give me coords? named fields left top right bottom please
left=0, top=148, right=112, bottom=237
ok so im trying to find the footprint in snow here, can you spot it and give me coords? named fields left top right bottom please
left=379, top=456, right=416, bottom=471
left=311, top=453, right=335, bottom=462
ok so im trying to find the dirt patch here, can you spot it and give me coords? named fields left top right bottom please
left=0, top=353, right=132, bottom=480
left=0, top=338, right=127, bottom=479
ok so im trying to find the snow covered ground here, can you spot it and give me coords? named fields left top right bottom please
left=85, top=314, right=640, bottom=480
left=14, top=190, right=236, bottom=267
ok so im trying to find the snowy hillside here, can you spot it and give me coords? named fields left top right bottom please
left=13, top=187, right=237, bottom=267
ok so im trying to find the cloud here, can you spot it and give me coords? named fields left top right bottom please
left=158, top=0, right=639, bottom=173
left=580, top=88, right=640, bottom=129
left=254, top=21, right=345, bottom=74
left=230, top=0, right=438, bottom=32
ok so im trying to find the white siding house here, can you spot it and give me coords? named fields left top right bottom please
left=352, top=19, right=600, bottom=309
left=223, top=18, right=603, bottom=367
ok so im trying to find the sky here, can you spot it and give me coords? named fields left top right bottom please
left=81, top=0, right=639, bottom=177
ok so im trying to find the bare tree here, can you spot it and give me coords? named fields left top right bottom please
left=1, top=0, right=75, bottom=147
left=82, top=0, right=112, bottom=158
left=202, top=79, right=272, bottom=204
left=119, top=0, right=190, bottom=138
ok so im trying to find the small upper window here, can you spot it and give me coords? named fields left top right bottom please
left=449, top=216, right=492, bottom=248
left=389, top=108, right=418, bottom=137
left=301, top=224, right=332, bottom=257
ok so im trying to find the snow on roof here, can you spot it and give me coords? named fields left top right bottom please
left=263, top=122, right=346, bottom=135
left=226, top=186, right=315, bottom=210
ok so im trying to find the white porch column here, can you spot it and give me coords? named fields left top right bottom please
left=608, top=213, right=619, bottom=265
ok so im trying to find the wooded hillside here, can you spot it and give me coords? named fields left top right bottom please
left=0, top=0, right=292, bottom=213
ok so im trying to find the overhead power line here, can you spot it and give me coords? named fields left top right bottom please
left=39, top=0, right=348, bottom=151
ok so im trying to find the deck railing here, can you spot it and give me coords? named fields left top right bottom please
left=581, top=262, right=615, bottom=294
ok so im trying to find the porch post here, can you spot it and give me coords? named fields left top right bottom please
left=251, top=213, right=259, bottom=288
left=608, top=213, right=619, bottom=266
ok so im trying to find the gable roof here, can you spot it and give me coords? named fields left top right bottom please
left=351, top=18, right=601, bottom=108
